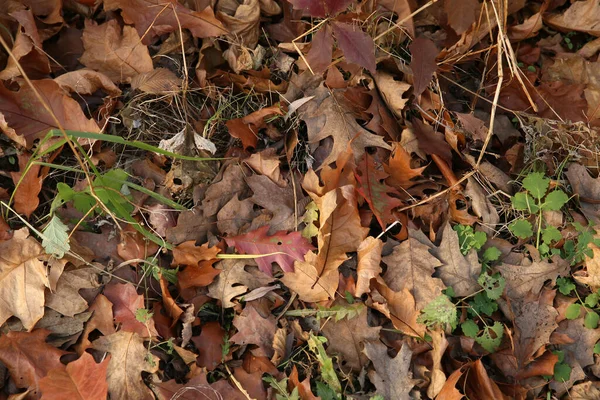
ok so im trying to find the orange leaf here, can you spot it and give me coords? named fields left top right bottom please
left=39, top=353, right=109, bottom=400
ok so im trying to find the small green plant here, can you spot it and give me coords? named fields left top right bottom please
left=552, top=350, right=572, bottom=382
left=560, top=281, right=600, bottom=329
left=418, top=294, right=458, bottom=331
left=308, top=334, right=342, bottom=399
left=509, top=172, right=569, bottom=250
left=454, top=224, right=486, bottom=255
left=263, top=376, right=300, bottom=400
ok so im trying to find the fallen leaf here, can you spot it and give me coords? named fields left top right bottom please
left=575, top=237, right=600, bottom=290
left=289, top=366, right=319, bottom=400
left=382, top=227, right=445, bottom=309
left=178, top=259, right=221, bottom=289
left=409, top=37, right=438, bottom=98
left=10, top=153, right=43, bottom=217
left=384, top=142, right=426, bottom=189
left=370, top=280, right=425, bottom=337
left=571, top=381, right=600, bottom=399
left=306, top=24, right=333, bottom=73
left=355, top=236, right=383, bottom=297
left=363, top=341, right=416, bottom=399
left=434, top=222, right=482, bottom=297
left=34, top=310, right=91, bottom=346
left=173, top=241, right=220, bottom=267
left=412, top=119, right=453, bottom=166
left=207, top=259, right=274, bottom=308
left=427, top=330, right=449, bottom=398
left=289, top=0, right=353, bottom=17
left=226, top=105, right=284, bottom=149
left=192, top=321, right=226, bottom=370
left=76, top=294, right=116, bottom=354
left=39, top=352, right=109, bottom=400
left=464, top=177, right=500, bottom=234
left=244, top=148, right=285, bottom=186
left=497, top=254, right=569, bottom=300
left=130, top=68, right=181, bottom=94
left=217, top=195, right=255, bottom=235
left=54, top=69, right=122, bottom=96
left=92, top=331, right=159, bottom=400
left=231, top=306, right=277, bottom=358
left=444, top=0, right=479, bottom=34
left=281, top=251, right=340, bottom=302
left=373, top=71, right=412, bottom=119
left=509, top=8, right=544, bottom=41
left=321, top=303, right=381, bottom=371
left=436, top=367, right=465, bottom=400
left=289, top=82, right=390, bottom=167
left=104, top=0, right=226, bottom=44
left=0, top=330, right=67, bottom=398
left=0, top=228, right=52, bottom=330
left=226, top=225, right=314, bottom=275
left=202, top=164, right=247, bottom=217
left=80, top=19, right=154, bottom=83
left=545, top=0, right=600, bottom=37
left=45, top=265, right=101, bottom=317
left=332, top=22, right=376, bottom=73
left=0, top=79, right=100, bottom=149
left=565, top=163, right=600, bottom=224
left=355, top=153, right=404, bottom=228
left=103, top=282, right=158, bottom=338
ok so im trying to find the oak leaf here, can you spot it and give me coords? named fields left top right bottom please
left=355, top=237, right=383, bottom=297
left=45, top=265, right=101, bottom=317
left=80, top=19, right=154, bottom=83
left=0, top=79, right=100, bottom=149
left=370, top=279, right=425, bottom=337
left=178, top=259, right=221, bottom=290
left=0, top=228, right=54, bottom=330
left=321, top=302, right=381, bottom=370
left=226, top=105, right=283, bottom=149
left=76, top=294, right=116, bottom=353
left=192, top=321, right=227, bottom=370
left=382, top=227, right=445, bottom=309
left=281, top=251, right=340, bottom=302
left=226, top=225, right=314, bottom=275
left=173, top=241, right=220, bottom=267
left=230, top=306, right=277, bottom=358
left=574, top=238, right=600, bottom=290
left=291, top=83, right=390, bottom=167
left=92, top=331, right=159, bottom=400
left=244, top=148, right=285, bottom=186
left=0, top=330, right=68, bottom=398
left=373, top=71, right=411, bottom=119
left=363, top=341, right=416, bottom=399
left=207, top=259, right=274, bottom=307
left=39, top=352, right=109, bottom=400
left=202, top=164, right=248, bottom=217
left=355, top=153, right=404, bottom=228
left=331, top=22, right=376, bottom=73
left=104, top=0, right=226, bottom=44
left=103, top=282, right=158, bottom=338
left=384, top=142, right=426, bottom=189
left=412, top=119, right=453, bottom=165
left=434, top=222, right=482, bottom=297
left=217, top=195, right=255, bottom=236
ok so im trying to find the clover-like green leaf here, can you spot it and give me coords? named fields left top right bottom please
left=565, top=303, right=581, bottom=320
left=511, top=192, right=539, bottom=213
left=543, top=190, right=569, bottom=211
left=509, top=219, right=533, bottom=239
left=542, top=226, right=562, bottom=244
left=585, top=310, right=600, bottom=329
left=522, top=172, right=550, bottom=199
left=461, top=319, right=479, bottom=338
left=475, top=321, right=503, bottom=352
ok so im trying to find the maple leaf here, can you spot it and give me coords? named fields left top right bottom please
left=321, top=302, right=381, bottom=371
left=0, top=79, right=100, bottom=149
left=382, top=227, right=445, bottom=309
left=409, top=37, right=438, bottom=98
left=332, top=22, right=376, bottom=73
left=230, top=306, right=277, bottom=358
left=39, top=352, right=109, bottom=400
left=434, top=222, right=482, bottom=297
left=207, top=259, right=274, bottom=307
left=104, top=0, right=226, bottom=44
left=0, top=330, right=68, bottom=398
left=225, top=225, right=314, bottom=275
left=103, top=283, right=158, bottom=338
left=363, top=341, right=416, bottom=399
left=355, top=152, right=404, bottom=228
left=384, top=142, right=426, bottom=189
left=289, top=0, right=353, bottom=17
left=92, top=331, right=159, bottom=400
left=0, top=228, right=55, bottom=330
left=290, top=83, right=390, bottom=168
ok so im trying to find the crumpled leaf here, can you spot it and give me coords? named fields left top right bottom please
left=363, top=341, right=416, bottom=400
left=545, top=0, right=600, bottom=37
left=384, top=142, right=426, bottom=189
left=39, top=352, right=109, bottom=400
left=92, top=331, right=159, bottom=400
left=226, top=225, right=314, bottom=275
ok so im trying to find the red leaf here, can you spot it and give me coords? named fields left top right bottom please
left=192, top=322, right=227, bottom=371
left=332, top=22, right=376, bottom=73
left=306, top=24, right=333, bottom=73
left=39, top=353, right=109, bottom=400
left=289, top=0, right=354, bottom=17
left=103, top=282, right=158, bottom=338
left=409, top=38, right=438, bottom=98
left=225, top=226, right=315, bottom=275
left=355, top=153, right=404, bottom=228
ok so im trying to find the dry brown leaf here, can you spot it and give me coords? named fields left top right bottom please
left=434, top=222, right=482, bottom=297
left=497, top=254, right=569, bottom=300
left=230, top=306, right=277, bottom=358
left=172, top=241, right=220, bottom=267
left=565, top=163, right=600, bottom=224
left=130, top=68, right=181, bottom=94
left=104, top=0, right=226, bottom=44
left=355, top=236, right=383, bottom=297
left=54, top=69, right=122, bottom=96
left=363, top=341, right=416, bottom=399
left=10, top=153, right=43, bottom=217
left=202, top=164, right=248, bottom=217
left=0, top=79, right=100, bottom=149
left=373, top=71, right=411, bottom=119
left=219, top=0, right=261, bottom=72
left=382, top=227, right=445, bottom=309
left=384, top=142, right=426, bottom=189
left=574, top=237, right=600, bottom=290
left=545, top=0, right=600, bottom=37
left=103, top=283, right=159, bottom=338
left=281, top=251, right=340, bottom=302
left=244, top=148, right=285, bottom=186
left=428, top=330, right=448, bottom=398
left=0, top=228, right=53, bottom=330
left=217, top=195, right=255, bottom=235
left=45, top=265, right=102, bottom=317
left=571, top=381, right=600, bottom=399
left=76, top=294, right=116, bottom=354
left=464, top=177, right=500, bottom=234
left=321, top=303, right=381, bottom=371
left=80, top=19, right=154, bottom=83
left=436, top=367, right=464, bottom=400
left=207, top=259, right=274, bottom=308
left=92, top=331, right=159, bottom=400
left=509, top=8, right=544, bottom=41
left=370, top=279, right=425, bottom=337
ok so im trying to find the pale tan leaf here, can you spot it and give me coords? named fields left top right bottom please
left=54, top=69, right=121, bottom=96
left=130, top=68, right=181, bottom=94
left=497, top=254, right=569, bottom=300
left=355, top=237, right=383, bottom=297
left=370, top=280, right=425, bottom=337
left=281, top=251, right=339, bottom=303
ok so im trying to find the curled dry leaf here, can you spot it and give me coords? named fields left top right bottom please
left=10, top=153, right=43, bottom=217
left=373, top=71, right=411, bottom=119
left=54, top=69, right=122, bottom=96
left=355, top=236, right=383, bottom=297
left=544, top=0, right=600, bottom=37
